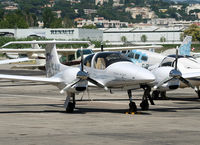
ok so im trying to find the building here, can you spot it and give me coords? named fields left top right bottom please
left=0, top=28, right=103, bottom=41
left=83, top=9, right=97, bottom=15
left=125, top=7, right=156, bottom=19
left=75, top=17, right=128, bottom=28
left=95, top=0, right=109, bottom=5
left=147, top=18, right=176, bottom=26
left=102, top=26, right=184, bottom=44
left=186, top=4, right=200, bottom=14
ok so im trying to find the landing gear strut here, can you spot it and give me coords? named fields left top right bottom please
left=140, top=86, right=154, bottom=110
left=64, top=92, right=76, bottom=113
left=127, top=90, right=137, bottom=113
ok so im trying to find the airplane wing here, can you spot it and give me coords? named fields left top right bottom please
left=1, top=40, right=91, bottom=48
left=182, top=72, right=200, bottom=80
left=0, top=48, right=78, bottom=53
left=92, top=45, right=163, bottom=52
left=11, top=64, right=45, bottom=70
left=0, top=57, right=30, bottom=64
left=0, top=74, right=62, bottom=83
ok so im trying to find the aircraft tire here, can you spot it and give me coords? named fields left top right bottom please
left=198, top=91, right=200, bottom=98
left=160, top=91, right=167, bottom=99
left=140, top=100, right=149, bottom=111
left=66, top=102, right=75, bottom=113
left=152, top=91, right=160, bottom=100
left=129, top=102, right=137, bottom=113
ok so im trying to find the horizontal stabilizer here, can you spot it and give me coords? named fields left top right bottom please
left=0, top=74, right=62, bottom=83
left=0, top=57, right=30, bottom=64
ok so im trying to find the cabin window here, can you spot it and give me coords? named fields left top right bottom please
left=141, top=56, right=148, bottom=61
left=135, top=54, right=140, bottom=59
left=128, top=53, right=134, bottom=58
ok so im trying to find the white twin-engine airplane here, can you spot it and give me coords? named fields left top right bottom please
left=149, top=47, right=200, bottom=99
left=0, top=41, right=162, bottom=70
left=0, top=40, right=156, bottom=113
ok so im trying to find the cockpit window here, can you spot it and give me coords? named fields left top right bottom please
left=76, top=49, right=93, bottom=58
left=83, top=54, right=94, bottom=67
left=160, top=57, right=175, bottom=67
left=94, top=52, right=131, bottom=69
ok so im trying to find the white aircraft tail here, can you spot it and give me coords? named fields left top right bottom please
left=179, top=36, right=192, bottom=56
left=45, top=44, right=65, bottom=77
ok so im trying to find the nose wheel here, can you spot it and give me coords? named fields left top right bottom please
left=65, top=92, right=76, bottom=113
left=127, top=90, right=137, bottom=113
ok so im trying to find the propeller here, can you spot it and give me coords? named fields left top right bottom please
left=60, top=47, right=108, bottom=94
left=154, top=46, right=195, bottom=90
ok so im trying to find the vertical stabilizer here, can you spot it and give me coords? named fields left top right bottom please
left=179, top=36, right=192, bottom=56
left=45, top=44, right=64, bottom=77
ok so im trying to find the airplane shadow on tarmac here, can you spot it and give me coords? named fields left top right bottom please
left=0, top=100, right=199, bottom=114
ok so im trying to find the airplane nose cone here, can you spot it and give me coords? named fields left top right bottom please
left=136, top=66, right=155, bottom=83
left=108, top=62, right=155, bottom=83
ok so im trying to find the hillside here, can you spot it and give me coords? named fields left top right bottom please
left=0, top=0, right=199, bottom=28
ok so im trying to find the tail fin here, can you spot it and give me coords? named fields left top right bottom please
left=179, top=36, right=192, bottom=56
left=45, top=44, right=64, bottom=77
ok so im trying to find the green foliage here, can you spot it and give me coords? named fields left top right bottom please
left=160, top=36, right=166, bottom=42
left=82, top=24, right=96, bottom=29
left=121, top=36, right=127, bottom=42
left=42, top=8, right=55, bottom=28
left=184, top=24, right=200, bottom=42
left=141, top=35, right=147, bottom=42
left=0, top=11, right=29, bottom=28
left=50, top=18, right=63, bottom=28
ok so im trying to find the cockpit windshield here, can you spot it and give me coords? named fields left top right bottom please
left=94, top=52, right=131, bottom=69
left=160, top=57, right=175, bottom=67
left=83, top=54, right=94, bottom=67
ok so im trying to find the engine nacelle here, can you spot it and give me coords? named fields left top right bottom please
left=157, top=78, right=180, bottom=91
left=151, top=66, right=180, bottom=91
left=74, top=80, right=88, bottom=92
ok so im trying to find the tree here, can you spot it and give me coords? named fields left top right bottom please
left=184, top=24, right=200, bottom=42
left=42, top=8, right=55, bottom=28
left=63, top=17, right=74, bottom=28
left=141, top=35, right=147, bottom=42
left=50, top=18, right=63, bottom=28
left=121, top=36, right=127, bottom=43
left=0, top=11, right=29, bottom=28
left=82, top=24, right=96, bottom=29
left=160, top=36, right=166, bottom=42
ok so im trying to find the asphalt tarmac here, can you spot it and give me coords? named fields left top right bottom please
left=0, top=65, right=199, bottom=145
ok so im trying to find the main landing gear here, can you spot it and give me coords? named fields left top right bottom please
left=152, top=91, right=167, bottom=100
left=140, top=86, right=155, bottom=111
left=64, top=92, right=76, bottom=113
left=127, top=90, right=137, bottom=114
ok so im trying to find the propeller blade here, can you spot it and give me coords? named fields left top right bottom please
left=175, top=46, right=178, bottom=70
left=179, top=77, right=197, bottom=91
left=60, top=79, right=81, bottom=94
left=153, top=77, right=173, bottom=89
left=80, top=47, right=84, bottom=72
left=87, top=77, right=108, bottom=90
